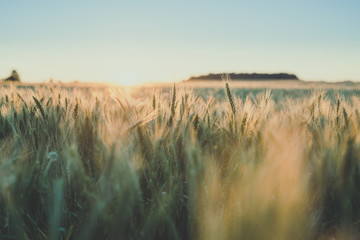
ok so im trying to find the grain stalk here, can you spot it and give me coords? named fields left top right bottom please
left=225, top=81, right=236, bottom=116
left=33, top=96, right=46, bottom=119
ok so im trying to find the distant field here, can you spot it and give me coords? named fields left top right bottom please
left=141, top=80, right=360, bottom=102
left=1, top=82, right=360, bottom=239
left=158, top=79, right=360, bottom=89
left=3, top=79, right=360, bottom=90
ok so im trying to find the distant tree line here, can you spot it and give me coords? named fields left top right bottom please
left=187, top=73, right=299, bottom=81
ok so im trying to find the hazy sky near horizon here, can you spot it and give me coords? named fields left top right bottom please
left=1, top=0, right=359, bottom=84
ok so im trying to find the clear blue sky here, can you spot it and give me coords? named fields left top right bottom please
left=0, top=0, right=359, bottom=84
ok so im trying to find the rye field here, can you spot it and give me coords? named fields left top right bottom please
left=1, top=82, right=360, bottom=239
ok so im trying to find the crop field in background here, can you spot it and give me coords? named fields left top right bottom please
left=1, top=81, right=360, bottom=239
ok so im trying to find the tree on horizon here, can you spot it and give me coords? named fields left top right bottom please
left=4, top=70, right=21, bottom=82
